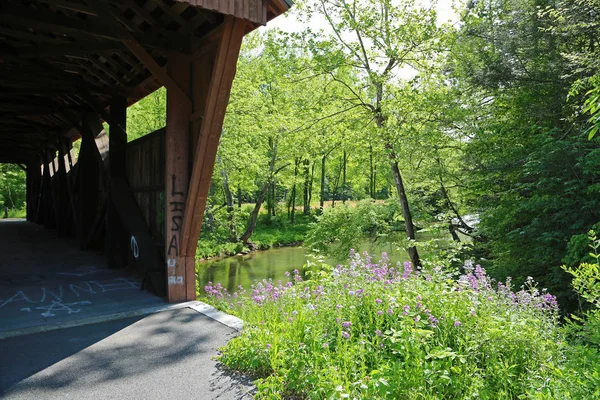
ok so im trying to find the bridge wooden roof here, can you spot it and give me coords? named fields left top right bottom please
left=0, top=0, right=290, bottom=164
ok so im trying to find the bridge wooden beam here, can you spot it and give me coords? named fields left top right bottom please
left=165, top=52, right=192, bottom=302
left=107, top=96, right=128, bottom=268
left=162, top=16, right=246, bottom=303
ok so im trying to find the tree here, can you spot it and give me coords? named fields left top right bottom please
left=296, top=0, right=446, bottom=266
left=0, top=164, right=26, bottom=214
left=449, top=0, right=600, bottom=308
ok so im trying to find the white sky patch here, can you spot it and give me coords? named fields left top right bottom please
left=262, top=0, right=462, bottom=80
left=265, top=0, right=460, bottom=33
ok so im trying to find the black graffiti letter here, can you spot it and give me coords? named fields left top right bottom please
left=168, top=235, right=179, bottom=257
left=171, top=175, right=184, bottom=197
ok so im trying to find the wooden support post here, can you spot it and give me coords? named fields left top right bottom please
left=26, top=160, right=41, bottom=223
left=78, top=113, right=102, bottom=249
left=165, top=52, right=192, bottom=302
left=107, top=96, right=128, bottom=268
left=42, top=150, right=56, bottom=229
left=110, top=177, right=166, bottom=297
left=35, top=155, right=45, bottom=225
left=60, top=138, right=78, bottom=231
left=57, top=140, right=71, bottom=236
left=179, top=17, right=246, bottom=299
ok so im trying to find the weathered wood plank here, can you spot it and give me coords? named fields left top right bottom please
left=182, top=0, right=268, bottom=24
left=111, top=177, right=166, bottom=297
left=165, top=52, right=193, bottom=302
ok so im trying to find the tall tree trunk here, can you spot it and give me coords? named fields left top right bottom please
left=218, top=158, right=236, bottom=241
left=308, top=161, right=315, bottom=211
left=267, top=179, right=274, bottom=217
left=369, top=145, right=375, bottom=198
left=303, top=158, right=310, bottom=215
left=373, top=167, right=377, bottom=199
left=290, top=158, right=299, bottom=223
left=389, top=153, right=421, bottom=267
left=271, top=181, right=276, bottom=216
left=331, top=156, right=342, bottom=208
left=240, top=180, right=269, bottom=244
left=342, top=150, right=347, bottom=204
left=320, top=155, right=326, bottom=211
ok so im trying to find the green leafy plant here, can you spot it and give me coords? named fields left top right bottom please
left=207, top=253, right=565, bottom=399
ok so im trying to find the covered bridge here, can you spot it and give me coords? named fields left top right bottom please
left=0, top=0, right=291, bottom=306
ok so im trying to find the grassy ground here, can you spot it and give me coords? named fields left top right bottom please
left=196, top=212, right=313, bottom=260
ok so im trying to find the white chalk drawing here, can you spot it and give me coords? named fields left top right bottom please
left=57, top=266, right=101, bottom=277
left=0, top=291, right=35, bottom=309
left=130, top=236, right=139, bottom=260
left=167, top=258, right=176, bottom=275
left=90, top=278, right=138, bottom=292
left=69, top=281, right=97, bottom=297
left=168, top=275, right=184, bottom=285
left=36, top=301, right=83, bottom=317
left=0, top=277, right=141, bottom=318
left=40, top=286, right=63, bottom=303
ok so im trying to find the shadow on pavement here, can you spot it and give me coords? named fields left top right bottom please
left=0, top=308, right=254, bottom=399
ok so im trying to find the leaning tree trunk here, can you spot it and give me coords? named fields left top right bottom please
left=240, top=180, right=269, bottom=244
left=389, top=153, right=421, bottom=268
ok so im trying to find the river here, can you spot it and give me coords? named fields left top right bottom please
left=196, top=243, right=405, bottom=296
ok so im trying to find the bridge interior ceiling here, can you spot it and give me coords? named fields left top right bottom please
left=0, top=0, right=226, bottom=164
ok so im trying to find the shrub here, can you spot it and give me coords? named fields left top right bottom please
left=207, top=252, right=564, bottom=399
left=305, top=200, right=402, bottom=261
left=553, top=230, right=600, bottom=398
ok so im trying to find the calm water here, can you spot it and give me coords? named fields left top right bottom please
left=196, top=247, right=309, bottom=295
left=196, top=242, right=406, bottom=296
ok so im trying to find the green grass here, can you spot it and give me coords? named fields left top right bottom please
left=196, top=212, right=313, bottom=259
left=5, top=206, right=26, bottom=219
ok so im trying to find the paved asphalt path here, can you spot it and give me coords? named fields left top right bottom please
left=0, top=308, right=255, bottom=399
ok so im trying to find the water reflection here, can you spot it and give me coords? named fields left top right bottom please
left=196, top=243, right=409, bottom=297
left=196, top=247, right=310, bottom=296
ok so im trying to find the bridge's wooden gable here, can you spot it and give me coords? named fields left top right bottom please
left=0, top=0, right=290, bottom=302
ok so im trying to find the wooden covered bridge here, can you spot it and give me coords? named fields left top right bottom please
left=0, top=0, right=290, bottom=305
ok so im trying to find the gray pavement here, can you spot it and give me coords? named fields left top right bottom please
left=0, top=220, right=166, bottom=335
left=0, top=308, right=255, bottom=399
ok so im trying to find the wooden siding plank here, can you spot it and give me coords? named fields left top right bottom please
left=183, top=0, right=267, bottom=24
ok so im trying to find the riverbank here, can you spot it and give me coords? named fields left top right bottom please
left=196, top=213, right=312, bottom=260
